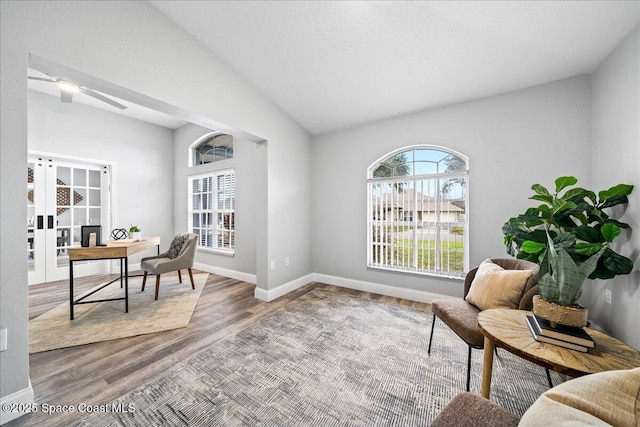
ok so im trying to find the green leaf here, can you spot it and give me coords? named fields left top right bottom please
left=570, top=213, right=588, bottom=226
left=555, top=176, right=577, bottom=193
left=574, top=226, right=602, bottom=243
left=599, top=195, right=629, bottom=209
left=599, top=184, right=634, bottom=201
left=561, top=187, right=589, bottom=202
left=522, top=240, right=547, bottom=254
left=604, top=218, right=631, bottom=229
left=574, top=242, right=604, bottom=255
left=531, top=183, right=550, bottom=196
left=551, top=199, right=576, bottom=214
left=600, top=223, right=621, bottom=243
left=553, top=233, right=576, bottom=249
left=602, top=249, right=633, bottom=275
left=530, top=194, right=554, bottom=204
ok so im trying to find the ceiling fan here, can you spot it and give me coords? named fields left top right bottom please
left=27, top=74, right=127, bottom=110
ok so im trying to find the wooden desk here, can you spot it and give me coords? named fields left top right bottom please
left=68, top=237, right=160, bottom=320
left=477, top=308, right=640, bottom=399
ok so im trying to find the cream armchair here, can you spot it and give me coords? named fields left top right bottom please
left=140, top=233, right=198, bottom=300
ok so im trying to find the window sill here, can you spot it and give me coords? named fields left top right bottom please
left=367, top=265, right=464, bottom=281
left=197, top=247, right=234, bottom=257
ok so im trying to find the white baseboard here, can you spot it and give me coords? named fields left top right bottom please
left=253, top=272, right=453, bottom=303
left=312, top=273, right=451, bottom=303
left=0, top=380, right=34, bottom=425
left=193, top=262, right=257, bottom=284
left=254, top=274, right=314, bottom=302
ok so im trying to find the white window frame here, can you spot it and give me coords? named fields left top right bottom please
left=188, top=168, right=235, bottom=256
left=367, top=146, right=469, bottom=279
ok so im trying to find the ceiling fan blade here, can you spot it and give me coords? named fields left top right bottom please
left=80, top=87, right=127, bottom=110
left=28, top=76, right=57, bottom=83
left=60, top=90, right=73, bottom=103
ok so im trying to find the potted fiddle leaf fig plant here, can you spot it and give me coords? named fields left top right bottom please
left=502, top=176, right=633, bottom=327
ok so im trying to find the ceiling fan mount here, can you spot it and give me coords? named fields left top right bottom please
left=28, top=73, right=127, bottom=110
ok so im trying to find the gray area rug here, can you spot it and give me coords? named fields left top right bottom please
left=74, top=288, right=561, bottom=426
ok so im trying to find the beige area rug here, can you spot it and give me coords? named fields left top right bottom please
left=29, top=273, right=209, bottom=353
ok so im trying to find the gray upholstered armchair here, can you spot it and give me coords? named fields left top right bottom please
left=427, top=258, right=542, bottom=391
left=140, top=233, right=198, bottom=300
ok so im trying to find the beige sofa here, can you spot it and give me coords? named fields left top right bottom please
left=431, top=367, right=640, bottom=426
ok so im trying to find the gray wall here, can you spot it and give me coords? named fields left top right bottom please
left=27, top=90, right=175, bottom=267
left=173, top=123, right=257, bottom=277
left=312, top=75, right=592, bottom=298
left=1, top=0, right=312, bottom=404
left=590, top=26, right=640, bottom=350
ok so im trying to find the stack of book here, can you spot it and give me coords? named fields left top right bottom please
left=525, top=313, right=595, bottom=353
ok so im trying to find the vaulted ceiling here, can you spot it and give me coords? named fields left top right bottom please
left=150, top=1, right=639, bottom=135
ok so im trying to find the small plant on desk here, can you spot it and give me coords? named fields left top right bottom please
left=129, top=224, right=142, bottom=240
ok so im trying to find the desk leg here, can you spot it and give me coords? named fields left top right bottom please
left=69, top=260, right=74, bottom=320
left=481, top=337, right=495, bottom=399
left=124, top=257, right=129, bottom=313
left=119, top=258, right=123, bottom=288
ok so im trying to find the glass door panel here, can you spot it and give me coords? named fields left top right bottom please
left=27, top=158, right=46, bottom=284
left=28, top=155, right=111, bottom=284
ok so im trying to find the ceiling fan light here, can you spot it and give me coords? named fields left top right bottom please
left=57, top=81, right=80, bottom=93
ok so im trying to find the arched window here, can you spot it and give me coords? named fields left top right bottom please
left=367, top=146, right=468, bottom=278
left=191, top=133, right=234, bottom=166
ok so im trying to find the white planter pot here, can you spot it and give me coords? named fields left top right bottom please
left=130, top=231, right=142, bottom=240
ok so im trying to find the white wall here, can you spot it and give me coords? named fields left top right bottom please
left=590, top=26, right=639, bottom=350
left=312, top=76, right=591, bottom=298
left=1, top=0, right=312, bottom=411
left=28, top=90, right=175, bottom=267
left=173, top=123, right=257, bottom=279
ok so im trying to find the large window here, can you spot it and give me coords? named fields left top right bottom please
left=367, top=146, right=468, bottom=278
left=188, top=169, right=235, bottom=254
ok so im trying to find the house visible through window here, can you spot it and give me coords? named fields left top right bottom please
left=192, top=133, right=234, bottom=165
left=188, top=169, right=235, bottom=254
left=367, top=146, right=468, bottom=278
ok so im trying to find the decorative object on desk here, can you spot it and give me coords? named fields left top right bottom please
left=129, top=223, right=142, bottom=240
left=525, top=315, right=588, bottom=353
left=531, top=313, right=594, bottom=348
left=28, top=272, right=209, bottom=353
left=502, top=176, right=634, bottom=328
left=81, top=225, right=102, bottom=247
left=110, top=228, right=128, bottom=240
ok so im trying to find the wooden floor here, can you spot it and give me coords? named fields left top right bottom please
left=10, top=270, right=430, bottom=427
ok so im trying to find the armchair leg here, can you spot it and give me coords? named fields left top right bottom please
left=155, top=274, right=161, bottom=300
left=466, top=346, right=472, bottom=392
left=142, top=271, right=148, bottom=292
left=178, top=269, right=182, bottom=283
left=188, top=267, right=195, bottom=289
left=428, top=313, right=436, bottom=354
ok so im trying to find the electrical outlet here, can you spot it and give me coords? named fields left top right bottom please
left=0, top=328, right=7, bottom=352
left=285, top=257, right=290, bottom=267
left=605, top=289, right=612, bottom=304
left=270, top=260, right=275, bottom=270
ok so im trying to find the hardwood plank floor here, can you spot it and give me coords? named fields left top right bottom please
left=9, top=271, right=430, bottom=427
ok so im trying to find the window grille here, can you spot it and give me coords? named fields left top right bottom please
left=192, top=133, right=234, bottom=165
left=188, top=169, right=235, bottom=253
left=367, top=147, right=468, bottom=278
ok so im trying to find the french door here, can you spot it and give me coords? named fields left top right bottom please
left=28, top=155, right=112, bottom=285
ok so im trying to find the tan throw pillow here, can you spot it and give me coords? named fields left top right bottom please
left=465, top=259, right=532, bottom=310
